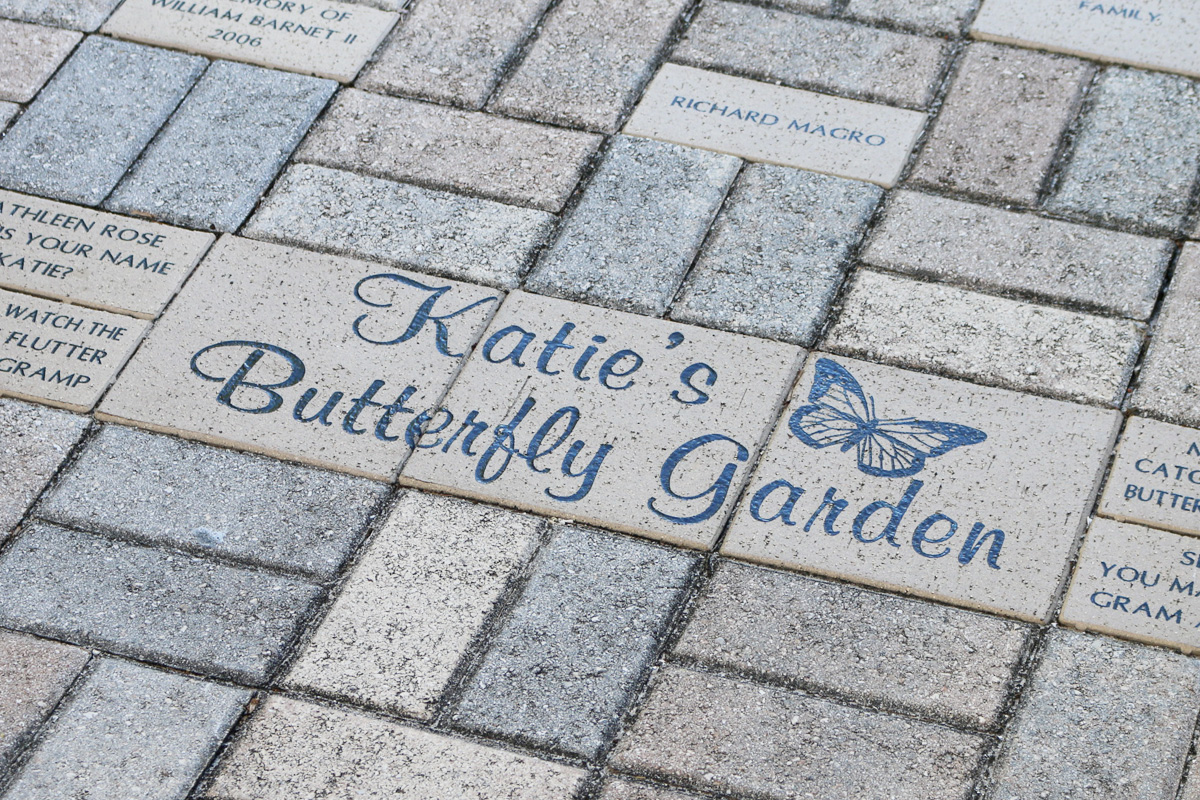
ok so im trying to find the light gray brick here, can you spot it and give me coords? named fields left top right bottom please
left=599, top=778, right=701, bottom=800
left=0, top=630, right=88, bottom=774
left=0, top=0, right=121, bottom=30
left=1132, top=244, right=1200, bottom=427
left=0, top=101, right=17, bottom=130
left=847, top=0, right=978, bottom=34
left=0, top=19, right=80, bottom=103
left=0, top=398, right=87, bottom=539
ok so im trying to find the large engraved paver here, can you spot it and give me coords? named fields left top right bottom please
left=625, top=64, right=926, bottom=187
left=1100, top=417, right=1200, bottom=537
left=402, top=292, right=802, bottom=548
left=722, top=353, right=1120, bottom=621
left=99, top=236, right=502, bottom=480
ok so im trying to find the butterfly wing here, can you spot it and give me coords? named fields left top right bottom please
left=789, top=359, right=874, bottom=450
left=857, top=419, right=988, bottom=478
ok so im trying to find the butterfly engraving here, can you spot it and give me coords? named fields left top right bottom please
left=789, top=358, right=986, bottom=478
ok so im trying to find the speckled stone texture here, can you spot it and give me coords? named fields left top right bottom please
left=1132, top=245, right=1200, bottom=427
left=0, top=523, right=322, bottom=683
left=861, top=190, right=1171, bottom=319
left=0, top=37, right=205, bottom=206
left=202, top=695, right=588, bottom=800
left=0, top=630, right=88, bottom=774
left=674, top=561, right=1030, bottom=730
left=0, top=398, right=87, bottom=539
left=599, top=778, right=701, bottom=800
left=37, top=425, right=388, bottom=580
left=105, top=61, right=335, bottom=232
left=296, top=89, right=602, bottom=212
left=673, top=1, right=951, bottom=108
left=284, top=492, right=543, bottom=719
left=825, top=270, right=1143, bottom=406
left=357, top=0, right=551, bottom=109
left=0, top=0, right=121, bottom=30
left=1048, top=68, right=1200, bottom=234
left=671, top=165, right=882, bottom=345
left=490, top=0, right=690, bottom=133
left=612, top=666, right=987, bottom=800
left=0, top=102, right=18, bottom=130
left=525, top=135, right=740, bottom=316
left=243, top=163, right=554, bottom=288
left=3, top=659, right=249, bottom=800
left=912, top=42, right=1092, bottom=205
left=452, top=525, right=698, bottom=759
left=0, top=20, right=81, bottom=103
left=846, top=0, right=978, bottom=34
left=986, top=628, right=1200, bottom=800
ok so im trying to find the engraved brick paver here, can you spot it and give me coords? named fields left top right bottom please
left=0, top=630, right=88, bottom=774
left=0, top=397, right=87, bottom=538
left=0, top=20, right=80, bottom=103
left=1098, top=416, right=1200, bottom=535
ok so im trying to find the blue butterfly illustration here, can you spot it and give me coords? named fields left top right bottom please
left=789, top=358, right=986, bottom=478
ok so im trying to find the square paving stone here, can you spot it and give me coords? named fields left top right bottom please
left=860, top=190, right=1171, bottom=320
left=611, top=666, right=987, bottom=800
left=0, top=0, right=121, bottom=31
left=201, top=694, right=588, bottom=799
left=825, top=270, right=1143, bottom=406
left=451, top=525, right=699, bottom=760
left=672, top=2, right=951, bottom=109
left=0, top=522, right=323, bottom=683
left=105, top=60, right=336, bottom=232
left=985, top=627, right=1200, bottom=800
left=674, top=560, right=1030, bottom=730
left=722, top=353, right=1120, bottom=622
left=1099, top=416, right=1200, bottom=536
left=0, top=20, right=80, bottom=103
left=102, top=0, right=398, bottom=82
left=243, top=163, right=554, bottom=289
left=0, top=630, right=88, bottom=775
left=847, top=0, right=978, bottom=34
left=401, top=291, right=802, bottom=548
left=2, top=658, right=249, bottom=800
left=296, top=89, right=602, bottom=213
left=910, top=42, right=1092, bottom=206
left=624, top=65, right=926, bottom=188
left=0, top=397, right=87, bottom=538
left=99, top=236, right=501, bottom=481
left=284, top=491, right=543, bottom=719
left=1132, top=244, right=1200, bottom=427
left=0, top=37, right=205, bottom=207
left=37, top=424, right=388, bottom=580
left=524, top=135, right=741, bottom=317
left=489, top=0, right=690, bottom=133
left=671, top=164, right=882, bottom=345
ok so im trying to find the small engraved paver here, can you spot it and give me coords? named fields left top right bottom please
left=297, top=89, right=602, bottom=213
left=861, top=190, right=1171, bottom=320
left=452, top=525, right=698, bottom=759
left=673, top=2, right=950, bottom=109
left=723, top=353, right=1120, bottom=622
left=100, top=236, right=502, bottom=480
left=0, top=398, right=87, bottom=538
left=847, top=0, right=978, bottom=34
left=243, top=164, right=554, bottom=289
left=624, top=65, right=926, bottom=188
left=986, top=628, right=1200, bottom=800
left=0, top=20, right=81, bottom=103
left=0, top=630, right=88, bottom=774
left=0, top=288, right=150, bottom=412
left=826, top=270, right=1143, bottom=406
left=202, top=695, right=588, bottom=800
left=401, top=292, right=802, bottom=548
left=1132, top=245, right=1200, bottom=428
left=1099, top=417, right=1200, bottom=536
left=0, top=37, right=205, bottom=207
left=525, top=135, right=741, bottom=316
left=3, top=659, right=249, bottom=800
left=0, top=0, right=122, bottom=31
left=284, top=492, right=543, bottom=719
left=102, top=0, right=398, bottom=83
left=105, top=61, right=336, bottom=232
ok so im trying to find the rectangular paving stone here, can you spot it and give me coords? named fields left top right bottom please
left=0, top=522, right=323, bottom=683
left=0, top=20, right=81, bottom=103
left=599, top=779, right=701, bottom=800
left=675, top=560, right=1030, bottom=730
left=0, top=189, right=214, bottom=318
left=0, top=0, right=121, bottom=31
left=99, top=236, right=502, bottom=480
left=860, top=190, right=1171, bottom=319
left=1099, top=416, right=1200, bottom=536
left=489, top=0, right=690, bottom=133
left=723, top=353, right=1120, bottom=622
left=673, top=2, right=950, bottom=109
left=985, top=627, right=1200, bottom=800
left=847, top=0, right=978, bottom=34
left=0, top=397, right=87, bottom=538
left=284, top=491, right=543, bottom=719
left=525, top=135, right=740, bottom=316
left=356, top=0, right=552, bottom=109
left=1046, top=67, right=1200, bottom=233
left=37, top=424, right=389, bottom=580
left=911, top=42, right=1092, bottom=206
left=3, top=658, right=249, bottom=800
left=296, top=89, right=602, bottom=213
left=624, top=64, right=926, bottom=188
left=825, top=270, right=1143, bottom=406
left=1132, top=244, right=1200, bottom=427
left=401, top=292, right=802, bottom=548
left=102, top=0, right=398, bottom=82
left=451, top=525, right=698, bottom=759
left=105, top=60, right=336, bottom=232
left=0, top=37, right=205, bottom=207
left=0, top=630, right=88, bottom=774
left=0, top=288, right=150, bottom=411
left=671, top=165, right=882, bottom=345
left=243, top=163, right=554, bottom=289
left=611, top=666, right=987, bottom=800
